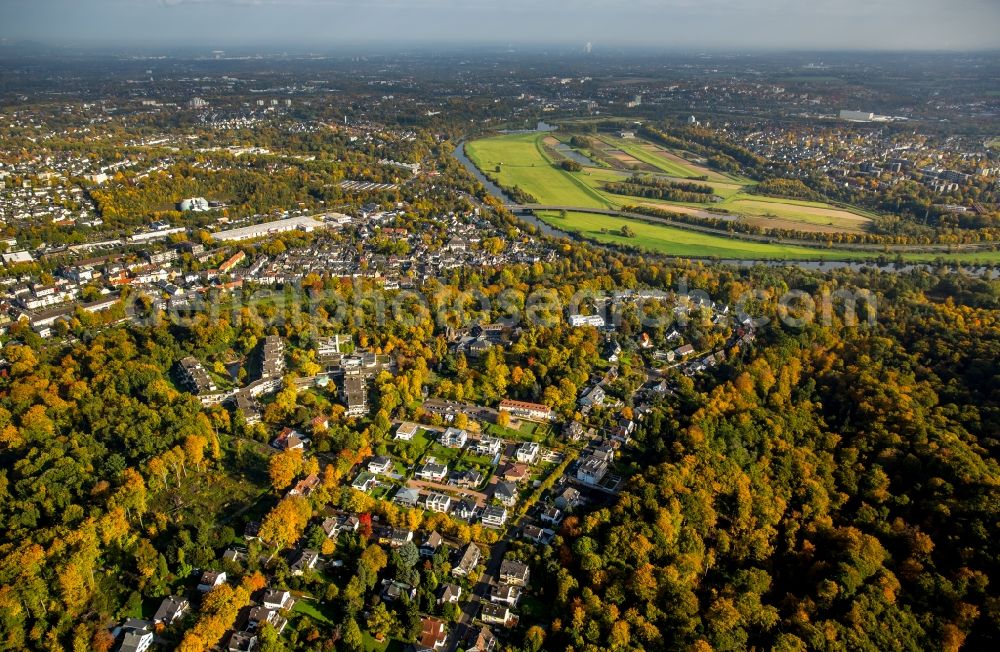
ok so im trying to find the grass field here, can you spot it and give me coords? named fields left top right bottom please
left=988, top=138, right=1000, bottom=150
left=467, top=132, right=873, bottom=232
left=536, top=210, right=862, bottom=259
left=536, top=211, right=1000, bottom=264
left=465, top=133, right=610, bottom=208
left=292, top=600, right=335, bottom=625
left=362, top=632, right=405, bottom=652
left=465, top=133, right=1000, bottom=263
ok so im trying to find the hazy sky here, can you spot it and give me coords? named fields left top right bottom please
left=2, top=0, right=999, bottom=51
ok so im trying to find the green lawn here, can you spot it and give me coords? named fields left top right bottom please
left=422, top=443, right=463, bottom=465
left=359, top=632, right=406, bottom=652
left=292, top=599, right=335, bottom=625
left=390, top=428, right=430, bottom=452
left=537, top=211, right=1000, bottom=263
left=465, top=133, right=610, bottom=208
left=460, top=451, right=496, bottom=468
left=485, top=421, right=554, bottom=444
left=370, top=483, right=394, bottom=500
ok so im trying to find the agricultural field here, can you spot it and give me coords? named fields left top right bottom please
left=721, top=195, right=875, bottom=233
left=597, top=135, right=745, bottom=183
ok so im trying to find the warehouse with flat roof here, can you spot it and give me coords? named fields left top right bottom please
left=210, top=214, right=343, bottom=242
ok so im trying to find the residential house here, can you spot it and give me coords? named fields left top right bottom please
left=438, top=583, right=463, bottom=605
left=381, top=580, right=417, bottom=602
left=455, top=469, right=484, bottom=488
left=287, top=473, right=320, bottom=497
left=521, top=524, right=555, bottom=545
left=452, top=543, right=481, bottom=577
left=577, top=455, right=609, bottom=486
left=226, top=631, right=257, bottom=652
left=498, top=399, right=555, bottom=423
left=499, top=559, right=531, bottom=586
left=604, top=340, right=622, bottom=363
left=247, top=607, right=287, bottom=634
left=389, top=528, right=414, bottom=548
left=197, top=570, right=227, bottom=593
left=272, top=427, right=304, bottom=451
left=499, top=463, right=529, bottom=483
left=290, top=549, right=319, bottom=576
left=321, top=514, right=360, bottom=539
left=420, top=531, right=444, bottom=558
left=351, top=472, right=378, bottom=493
left=117, top=619, right=153, bottom=652
left=593, top=442, right=616, bottom=463
left=481, top=505, right=508, bottom=529
left=452, top=500, right=476, bottom=520
left=395, top=421, right=419, bottom=441
left=578, top=386, right=606, bottom=408
left=479, top=603, right=513, bottom=627
left=493, top=482, right=518, bottom=507
left=368, top=455, right=393, bottom=475
left=563, top=421, right=586, bottom=442
left=540, top=507, right=563, bottom=526
left=394, top=486, right=421, bottom=508
left=425, top=492, right=452, bottom=513
left=260, top=589, right=295, bottom=610
left=417, top=461, right=448, bottom=482
left=465, top=626, right=497, bottom=652
left=416, top=617, right=448, bottom=652
left=555, top=487, right=582, bottom=511
left=490, top=582, right=523, bottom=607
left=321, top=516, right=341, bottom=538
left=152, top=596, right=189, bottom=627
left=515, top=441, right=540, bottom=465
left=244, top=521, right=261, bottom=540
left=472, top=435, right=502, bottom=457
left=611, top=419, right=634, bottom=443
left=440, top=427, right=468, bottom=449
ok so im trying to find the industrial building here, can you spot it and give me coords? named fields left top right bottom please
left=210, top=214, right=341, bottom=242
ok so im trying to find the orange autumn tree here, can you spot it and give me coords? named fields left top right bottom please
left=178, top=572, right=265, bottom=652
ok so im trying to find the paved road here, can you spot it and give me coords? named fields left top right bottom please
left=448, top=515, right=526, bottom=652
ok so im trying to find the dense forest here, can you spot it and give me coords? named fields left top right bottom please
left=535, top=277, right=1000, bottom=650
